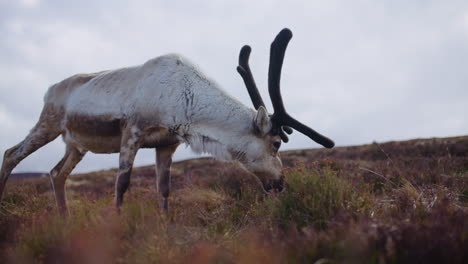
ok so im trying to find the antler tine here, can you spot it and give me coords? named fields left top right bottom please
left=284, top=113, right=335, bottom=148
left=237, top=45, right=265, bottom=109
left=268, top=28, right=292, bottom=118
left=268, top=28, right=335, bottom=148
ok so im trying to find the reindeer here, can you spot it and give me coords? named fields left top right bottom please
left=0, top=28, right=334, bottom=215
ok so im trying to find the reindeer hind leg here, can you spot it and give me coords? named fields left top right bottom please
left=0, top=116, right=61, bottom=199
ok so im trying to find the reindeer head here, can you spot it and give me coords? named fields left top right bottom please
left=236, top=28, right=334, bottom=193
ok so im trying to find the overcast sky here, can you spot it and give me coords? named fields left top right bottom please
left=1, top=0, right=467, bottom=173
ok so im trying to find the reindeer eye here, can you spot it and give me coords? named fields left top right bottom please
left=273, top=141, right=281, bottom=150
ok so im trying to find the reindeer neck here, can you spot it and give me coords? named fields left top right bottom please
left=176, top=87, right=257, bottom=161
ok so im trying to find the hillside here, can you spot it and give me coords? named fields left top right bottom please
left=1, top=136, right=467, bottom=263
left=63, top=136, right=468, bottom=192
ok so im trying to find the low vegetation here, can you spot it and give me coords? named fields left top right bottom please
left=1, top=136, right=467, bottom=263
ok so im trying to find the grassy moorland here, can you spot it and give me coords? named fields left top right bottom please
left=0, top=136, right=467, bottom=263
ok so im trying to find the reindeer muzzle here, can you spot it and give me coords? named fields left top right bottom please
left=264, top=175, right=285, bottom=193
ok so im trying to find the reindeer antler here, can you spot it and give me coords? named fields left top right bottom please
left=237, top=44, right=293, bottom=142
left=237, top=45, right=265, bottom=109
left=268, top=28, right=335, bottom=148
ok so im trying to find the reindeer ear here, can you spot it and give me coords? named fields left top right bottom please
left=254, top=106, right=272, bottom=135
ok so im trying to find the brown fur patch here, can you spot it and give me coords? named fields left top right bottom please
left=65, top=114, right=122, bottom=137
left=141, top=125, right=180, bottom=149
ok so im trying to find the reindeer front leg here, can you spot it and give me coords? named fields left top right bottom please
left=155, top=144, right=179, bottom=213
left=115, top=127, right=141, bottom=212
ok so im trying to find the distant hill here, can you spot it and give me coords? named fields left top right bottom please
left=65, top=135, right=468, bottom=194
left=9, top=136, right=467, bottom=186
